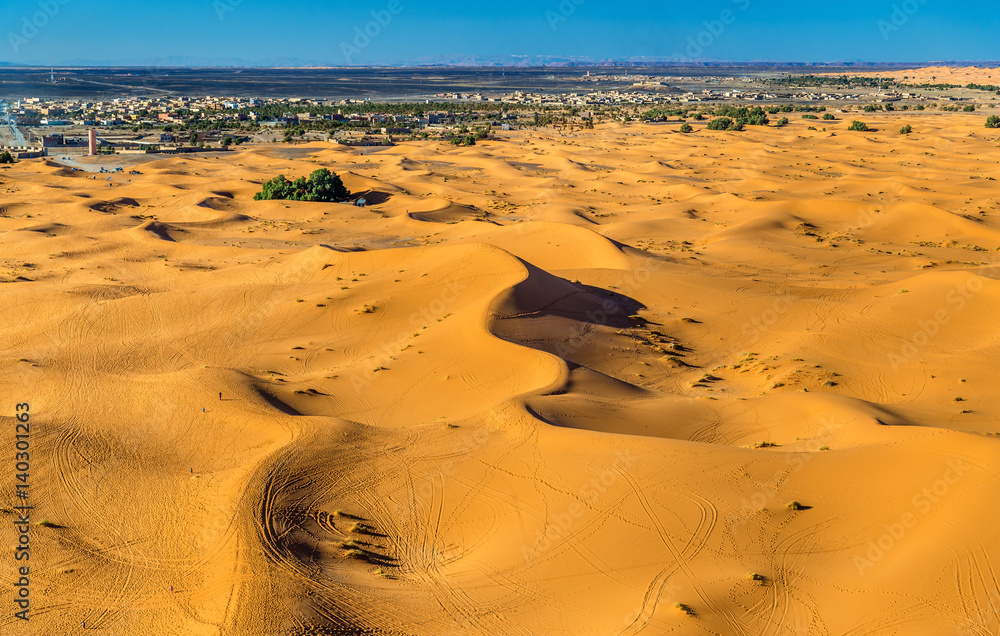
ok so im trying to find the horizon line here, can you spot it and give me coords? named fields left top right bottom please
left=2, top=60, right=1000, bottom=70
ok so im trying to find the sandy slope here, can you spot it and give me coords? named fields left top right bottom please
left=2, top=112, right=1000, bottom=635
left=823, top=65, right=1000, bottom=85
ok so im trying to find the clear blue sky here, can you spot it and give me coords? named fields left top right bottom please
left=2, top=0, right=997, bottom=66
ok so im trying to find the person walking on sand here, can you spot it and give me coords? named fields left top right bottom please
left=219, top=392, right=223, bottom=401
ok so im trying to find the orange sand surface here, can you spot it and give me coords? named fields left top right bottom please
left=3, top=113, right=1000, bottom=635
left=825, top=65, right=1000, bottom=85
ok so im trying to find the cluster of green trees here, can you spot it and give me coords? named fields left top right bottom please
left=640, top=107, right=693, bottom=120
left=253, top=168, right=350, bottom=203
left=706, top=117, right=743, bottom=131
left=713, top=105, right=770, bottom=126
left=966, top=82, right=1000, bottom=93
left=450, top=125, right=491, bottom=146
left=772, top=75, right=885, bottom=89
left=0, top=150, right=14, bottom=164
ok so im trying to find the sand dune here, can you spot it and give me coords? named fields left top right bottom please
left=830, top=65, right=1000, bottom=85
left=3, top=113, right=1000, bottom=635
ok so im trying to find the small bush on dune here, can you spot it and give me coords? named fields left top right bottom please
left=900, top=124, right=912, bottom=135
left=679, top=123, right=693, bottom=133
left=986, top=115, right=1000, bottom=128
left=848, top=121, right=870, bottom=132
left=0, top=151, right=15, bottom=164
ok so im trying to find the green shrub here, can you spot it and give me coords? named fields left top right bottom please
left=822, top=113, right=836, bottom=120
left=679, top=123, right=693, bottom=133
left=707, top=117, right=733, bottom=130
left=0, top=150, right=14, bottom=164
left=712, top=105, right=769, bottom=126
left=900, top=124, right=912, bottom=135
left=848, top=121, right=870, bottom=132
left=963, top=105, right=977, bottom=112
left=802, top=114, right=819, bottom=120
left=776, top=117, right=789, bottom=127
left=254, top=168, right=350, bottom=202
left=986, top=115, right=1000, bottom=128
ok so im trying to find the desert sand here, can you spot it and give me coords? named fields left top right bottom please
left=825, top=65, right=1000, bottom=85
left=2, top=111, right=1000, bottom=635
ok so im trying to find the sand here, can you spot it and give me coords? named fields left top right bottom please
left=824, top=65, right=1000, bottom=85
left=2, top=112, right=1000, bottom=635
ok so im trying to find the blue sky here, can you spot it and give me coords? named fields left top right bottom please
left=2, top=0, right=997, bottom=65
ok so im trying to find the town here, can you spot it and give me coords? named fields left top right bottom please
left=1, top=71, right=994, bottom=160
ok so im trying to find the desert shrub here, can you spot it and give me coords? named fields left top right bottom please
left=254, top=168, right=350, bottom=202
left=802, top=114, right=818, bottom=120
left=679, top=123, right=693, bottom=133
left=0, top=151, right=14, bottom=164
left=713, top=105, right=769, bottom=126
left=776, top=117, right=789, bottom=126
left=900, top=124, right=912, bottom=135
left=707, top=117, right=733, bottom=130
left=986, top=115, right=1000, bottom=128
left=848, top=121, right=870, bottom=132
left=964, top=105, right=977, bottom=112
left=822, top=113, right=836, bottom=120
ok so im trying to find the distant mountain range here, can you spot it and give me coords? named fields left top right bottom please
left=0, top=56, right=998, bottom=69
